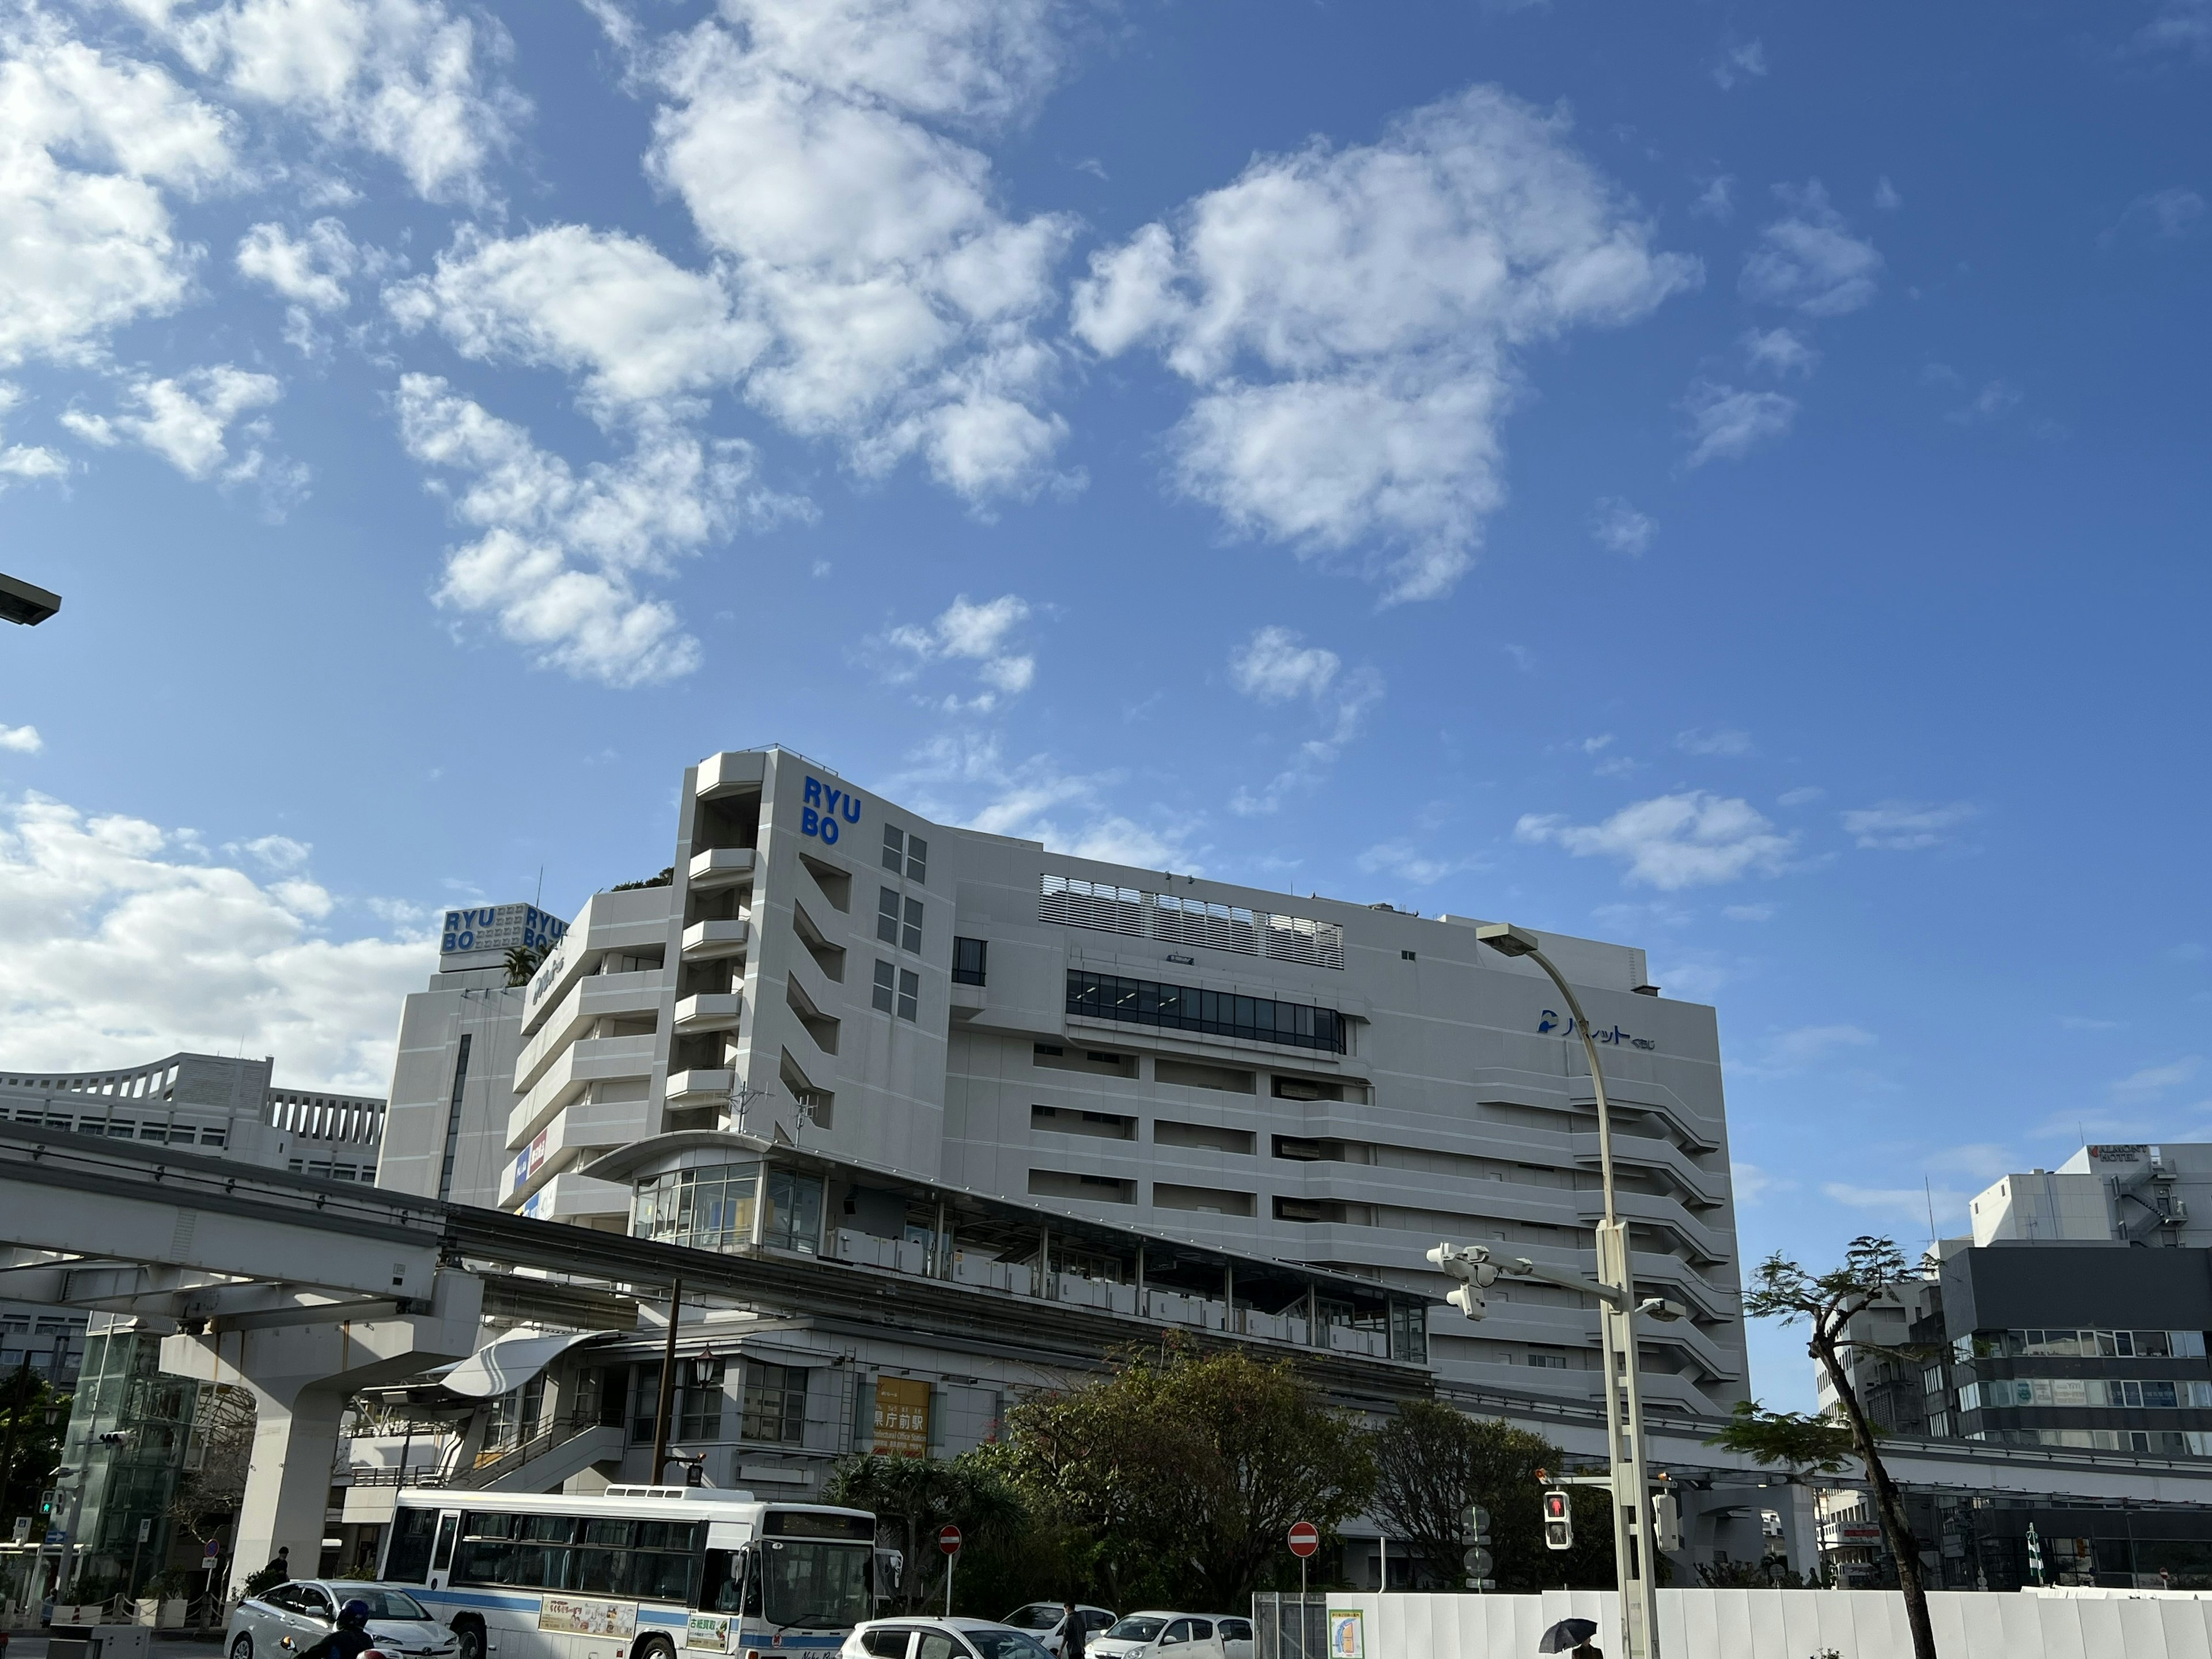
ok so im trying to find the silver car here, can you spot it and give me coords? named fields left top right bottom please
left=227, top=1581, right=459, bottom=1659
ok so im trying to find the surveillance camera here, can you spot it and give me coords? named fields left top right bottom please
left=1635, top=1297, right=1688, bottom=1323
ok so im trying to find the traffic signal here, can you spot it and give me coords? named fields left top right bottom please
left=1542, top=1488, right=1573, bottom=1552
left=1650, top=1491, right=1681, bottom=1554
left=1426, top=1243, right=1501, bottom=1320
left=37, top=1491, right=54, bottom=1519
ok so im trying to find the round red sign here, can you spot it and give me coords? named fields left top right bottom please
left=1287, top=1521, right=1320, bottom=1559
left=938, top=1524, right=964, bottom=1555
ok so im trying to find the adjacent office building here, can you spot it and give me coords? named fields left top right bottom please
left=465, top=747, right=1747, bottom=1422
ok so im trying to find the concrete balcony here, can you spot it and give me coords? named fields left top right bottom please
left=675, top=992, right=744, bottom=1033
left=682, top=919, right=749, bottom=960
left=508, top=1033, right=657, bottom=1148
left=688, top=847, right=756, bottom=890
left=666, top=1067, right=734, bottom=1107
left=515, top=969, right=665, bottom=1094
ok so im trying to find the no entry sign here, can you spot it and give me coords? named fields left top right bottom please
left=1288, top=1521, right=1320, bottom=1559
left=938, top=1524, right=964, bottom=1555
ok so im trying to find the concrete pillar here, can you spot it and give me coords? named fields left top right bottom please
left=1774, top=1482, right=1822, bottom=1579
left=161, top=1272, right=482, bottom=1595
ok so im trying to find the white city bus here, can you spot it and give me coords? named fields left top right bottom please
left=379, top=1486, right=895, bottom=1659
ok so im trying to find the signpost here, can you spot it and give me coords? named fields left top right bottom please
left=938, top=1524, right=963, bottom=1615
left=1288, top=1520, right=1319, bottom=1595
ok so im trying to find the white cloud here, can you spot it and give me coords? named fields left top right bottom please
left=386, top=224, right=768, bottom=413
left=1712, top=39, right=1767, bottom=89
left=639, top=0, right=1076, bottom=498
left=0, top=724, right=43, bottom=753
left=2111, top=1057, right=2199, bottom=1097
left=1589, top=497, right=1654, bottom=555
left=120, top=0, right=527, bottom=204
left=1516, top=790, right=1794, bottom=889
left=1690, top=173, right=1734, bottom=221
left=1731, top=1161, right=1789, bottom=1204
left=1823, top=1181, right=1968, bottom=1229
left=1230, top=625, right=1339, bottom=703
left=894, top=732, right=1196, bottom=872
left=236, top=217, right=358, bottom=312
left=1681, top=380, right=1797, bottom=467
left=1840, top=799, right=1976, bottom=850
left=1676, top=726, right=1752, bottom=756
left=1723, top=903, right=1772, bottom=922
left=1741, top=181, right=1883, bottom=316
left=62, top=364, right=285, bottom=483
left=880, top=592, right=1036, bottom=711
left=1874, top=176, right=1902, bottom=211
left=0, top=17, right=237, bottom=368
left=1778, top=786, right=1824, bottom=806
left=1071, top=86, right=1698, bottom=605
left=395, top=373, right=800, bottom=687
left=1946, top=380, right=2021, bottom=424
left=0, top=384, right=66, bottom=486
left=1357, top=840, right=1477, bottom=887
left=2139, top=1, right=2212, bottom=58
left=1226, top=626, right=1382, bottom=814
left=0, top=790, right=431, bottom=1092
left=1757, top=1022, right=1877, bottom=1072
left=1742, top=325, right=1819, bottom=377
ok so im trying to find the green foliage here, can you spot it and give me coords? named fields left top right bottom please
left=609, top=868, right=675, bottom=892
left=503, top=945, right=547, bottom=987
left=824, top=1451, right=1025, bottom=1615
left=1692, top=1556, right=1830, bottom=1589
left=0, top=1362, right=71, bottom=1523
left=1366, top=1402, right=1615, bottom=1592
left=1742, top=1237, right=1910, bottom=1332
left=993, top=1343, right=1376, bottom=1610
left=1703, top=1400, right=1862, bottom=1476
left=239, top=1561, right=290, bottom=1599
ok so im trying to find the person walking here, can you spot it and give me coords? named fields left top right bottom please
left=264, top=1546, right=291, bottom=1584
left=1060, top=1603, right=1086, bottom=1659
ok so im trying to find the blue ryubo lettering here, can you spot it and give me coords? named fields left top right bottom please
left=819, top=817, right=839, bottom=844
left=804, top=777, right=823, bottom=807
left=841, top=796, right=861, bottom=823
left=801, top=806, right=820, bottom=836
left=800, top=775, right=859, bottom=843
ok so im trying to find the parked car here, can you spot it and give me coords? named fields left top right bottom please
left=1087, top=1613, right=1238, bottom=1659
left=1000, top=1604, right=1117, bottom=1657
left=844, top=1618, right=1057, bottom=1659
left=228, top=1582, right=460, bottom=1659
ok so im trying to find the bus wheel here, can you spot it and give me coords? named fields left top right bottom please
left=454, top=1621, right=486, bottom=1659
left=634, top=1637, right=676, bottom=1659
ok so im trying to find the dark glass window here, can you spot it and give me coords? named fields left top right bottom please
left=952, top=937, right=987, bottom=986
left=873, top=960, right=896, bottom=1013
left=877, top=887, right=900, bottom=944
left=1063, top=971, right=1345, bottom=1053
left=384, top=1508, right=438, bottom=1583
left=882, top=825, right=904, bottom=873
left=901, top=896, right=923, bottom=953
left=897, top=969, right=919, bottom=1022
left=906, top=838, right=928, bottom=883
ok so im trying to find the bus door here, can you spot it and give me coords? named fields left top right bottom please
left=428, top=1510, right=464, bottom=1593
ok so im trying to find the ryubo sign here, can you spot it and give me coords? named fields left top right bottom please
left=801, top=775, right=862, bottom=844
left=442, top=903, right=568, bottom=956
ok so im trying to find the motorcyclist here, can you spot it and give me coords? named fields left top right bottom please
left=300, top=1600, right=379, bottom=1659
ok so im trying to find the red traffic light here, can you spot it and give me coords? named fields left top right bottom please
left=1542, top=1491, right=1570, bottom=1521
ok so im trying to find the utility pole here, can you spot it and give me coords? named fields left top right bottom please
left=650, top=1279, right=683, bottom=1485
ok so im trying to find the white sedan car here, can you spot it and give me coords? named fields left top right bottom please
left=1088, top=1613, right=1252, bottom=1659
left=844, top=1617, right=1058, bottom=1659
left=227, top=1581, right=459, bottom=1659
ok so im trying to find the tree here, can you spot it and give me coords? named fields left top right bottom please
left=0, top=1362, right=70, bottom=1525
left=824, top=1453, right=1024, bottom=1614
left=503, top=945, right=547, bottom=987
left=1742, top=1237, right=1937, bottom=1659
left=168, top=1385, right=255, bottom=1624
left=1367, top=1402, right=1614, bottom=1592
left=998, top=1344, right=1376, bottom=1609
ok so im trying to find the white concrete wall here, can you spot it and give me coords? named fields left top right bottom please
left=1971, top=1172, right=2115, bottom=1245
left=1317, top=1588, right=2212, bottom=1659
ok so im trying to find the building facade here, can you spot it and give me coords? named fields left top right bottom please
left=377, top=903, right=572, bottom=1209
left=486, top=747, right=1748, bottom=1422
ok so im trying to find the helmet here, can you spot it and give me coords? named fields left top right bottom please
left=340, top=1602, right=372, bottom=1629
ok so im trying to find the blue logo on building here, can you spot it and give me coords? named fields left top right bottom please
left=801, top=775, right=861, bottom=844
left=1538, top=1012, right=1657, bottom=1052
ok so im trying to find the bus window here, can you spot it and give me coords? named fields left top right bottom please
left=432, top=1514, right=461, bottom=1573
left=628, top=1549, right=700, bottom=1604
left=386, top=1509, right=438, bottom=1584
left=699, top=1552, right=743, bottom=1614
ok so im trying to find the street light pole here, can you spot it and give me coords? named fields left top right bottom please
left=1475, top=923, right=1662, bottom=1659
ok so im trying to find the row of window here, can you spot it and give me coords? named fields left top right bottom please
left=1040, top=874, right=1347, bottom=970
left=1968, top=1427, right=2212, bottom=1459
left=1066, top=971, right=1347, bottom=1054
left=622, top=1359, right=810, bottom=1445
left=288, top=1158, right=368, bottom=1180
left=1959, top=1376, right=2212, bottom=1411
left=883, top=824, right=929, bottom=884
left=632, top=1162, right=825, bottom=1256
left=873, top=960, right=921, bottom=1021
left=1963, top=1328, right=2209, bottom=1359
left=0, top=1104, right=228, bottom=1146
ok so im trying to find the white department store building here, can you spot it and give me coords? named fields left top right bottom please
left=385, top=747, right=1747, bottom=1422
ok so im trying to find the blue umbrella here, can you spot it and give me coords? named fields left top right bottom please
left=1537, top=1619, right=1599, bottom=1654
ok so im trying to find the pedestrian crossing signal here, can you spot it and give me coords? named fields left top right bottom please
left=1542, top=1488, right=1573, bottom=1552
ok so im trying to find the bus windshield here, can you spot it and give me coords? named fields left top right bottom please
left=760, top=1538, right=872, bottom=1630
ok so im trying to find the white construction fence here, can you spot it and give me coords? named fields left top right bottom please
left=1256, top=1587, right=2212, bottom=1659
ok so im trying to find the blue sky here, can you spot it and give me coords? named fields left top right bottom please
left=1, top=0, right=2208, bottom=1405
